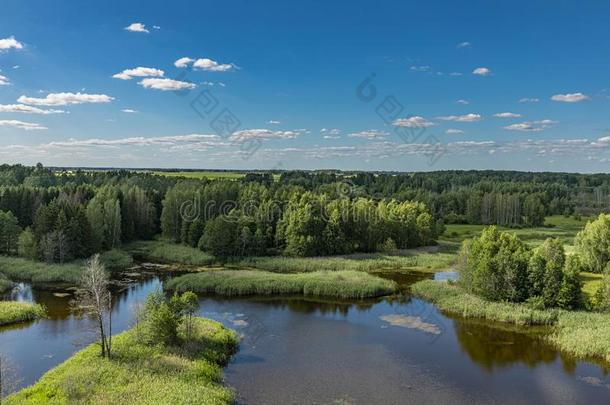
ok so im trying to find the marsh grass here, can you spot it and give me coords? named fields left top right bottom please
left=124, top=241, right=215, bottom=266
left=0, top=272, right=12, bottom=293
left=6, top=317, right=238, bottom=405
left=413, top=280, right=610, bottom=363
left=0, top=256, right=83, bottom=286
left=0, top=301, right=46, bottom=326
left=166, top=270, right=397, bottom=299
left=411, top=280, right=558, bottom=326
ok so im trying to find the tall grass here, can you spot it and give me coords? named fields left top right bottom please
left=0, top=301, right=46, bottom=326
left=166, top=270, right=397, bottom=299
left=124, top=240, right=215, bottom=266
left=413, top=279, right=610, bottom=363
left=411, top=280, right=558, bottom=326
left=0, top=272, right=12, bottom=293
left=0, top=256, right=84, bottom=286
left=235, top=248, right=456, bottom=274
left=6, top=317, right=238, bottom=404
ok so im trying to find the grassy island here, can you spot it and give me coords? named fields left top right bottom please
left=0, top=301, right=46, bottom=326
left=6, top=317, right=238, bottom=405
left=166, top=269, right=397, bottom=299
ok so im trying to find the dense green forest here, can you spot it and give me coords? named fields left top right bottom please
left=1, top=163, right=610, bottom=262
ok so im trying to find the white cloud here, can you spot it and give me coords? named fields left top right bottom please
left=410, top=65, right=430, bottom=72
left=121, top=109, right=138, bottom=113
left=493, top=112, right=522, bottom=118
left=347, top=130, right=389, bottom=139
left=519, top=97, right=539, bottom=103
left=320, top=128, right=341, bottom=139
left=0, top=74, right=9, bottom=86
left=193, top=58, right=235, bottom=72
left=174, top=57, right=195, bottom=68
left=138, top=78, right=196, bottom=91
left=113, top=67, right=164, bottom=80
left=153, top=25, right=161, bottom=30
left=457, top=41, right=471, bottom=48
left=472, top=67, right=491, bottom=76
left=175, top=57, right=235, bottom=72
left=551, top=92, right=590, bottom=103
left=437, top=113, right=482, bottom=122
left=503, top=119, right=557, bottom=132
left=0, top=120, right=47, bottom=130
left=268, top=120, right=281, bottom=125
left=125, top=23, right=149, bottom=33
left=392, top=116, right=435, bottom=128
left=445, top=128, right=464, bottom=134
left=0, top=36, right=24, bottom=51
left=18, top=92, right=114, bottom=106
left=0, top=104, right=65, bottom=114
left=456, top=99, right=469, bottom=105
left=46, top=134, right=222, bottom=148
left=230, top=129, right=306, bottom=141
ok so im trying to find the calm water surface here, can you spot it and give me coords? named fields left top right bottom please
left=1, top=270, right=610, bottom=404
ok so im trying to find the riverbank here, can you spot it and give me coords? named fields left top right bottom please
left=412, top=280, right=610, bottom=363
left=6, top=317, right=238, bottom=404
left=0, top=301, right=45, bottom=326
left=166, top=270, right=398, bottom=299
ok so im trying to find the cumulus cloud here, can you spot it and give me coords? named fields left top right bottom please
left=229, top=129, right=307, bottom=141
left=18, top=92, right=114, bottom=106
left=503, top=119, right=557, bottom=132
left=0, top=74, right=10, bottom=86
left=445, top=128, right=464, bottom=134
left=457, top=41, right=471, bottom=48
left=124, top=23, right=149, bottom=33
left=46, top=134, right=222, bottom=149
left=121, top=109, right=138, bottom=113
left=392, top=116, right=435, bottom=128
left=347, top=130, right=389, bottom=139
left=472, top=67, right=491, bottom=76
left=551, top=92, right=590, bottom=103
left=0, top=104, right=65, bottom=114
left=138, top=78, right=196, bottom=91
left=0, top=119, right=47, bottom=130
left=174, top=57, right=195, bottom=68
left=0, top=36, right=23, bottom=51
left=493, top=112, right=522, bottom=118
left=175, top=57, right=236, bottom=72
left=113, top=67, right=164, bottom=80
left=437, top=113, right=482, bottom=122
left=320, top=128, right=341, bottom=139
left=519, top=97, right=539, bottom=103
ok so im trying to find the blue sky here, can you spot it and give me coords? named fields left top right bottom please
left=1, top=0, right=610, bottom=172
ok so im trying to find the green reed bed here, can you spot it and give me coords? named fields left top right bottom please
left=0, top=301, right=46, bottom=326
left=124, top=240, right=215, bottom=266
left=166, top=270, right=397, bottom=299
left=0, top=256, right=84, bottom=286
left=412, top=279, right=610, bottom=363
left=6, top=317, right=238, bottom=405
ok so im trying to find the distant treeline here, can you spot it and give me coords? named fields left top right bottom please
left=1, top=164, right=610, bottom=261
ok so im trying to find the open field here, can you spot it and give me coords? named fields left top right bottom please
left=150, top=170, right=248, bottom=180
left=412, top=280, right=610, bottom=363
left=0, top=301, right=46, bottom=326
left=6, top=317, right=238, bottom=405
left=165, top=270, right=398, bottom=299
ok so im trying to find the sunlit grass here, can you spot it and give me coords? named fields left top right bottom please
left=0, top=301, right=46, bottom=326
left=166, top=270, right=398, bottom=299
left=580, top=271, right=604, bottom=298
left=413, top=279, right=610, bottom=363
left=0, top=256, right=83, bottom=286
left=6, top=317, right=238, bottom=405
left=124, top=241, right=215, bottom=266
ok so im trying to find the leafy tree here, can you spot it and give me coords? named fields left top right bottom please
left=198, top=215, right=238, bottom=259
left=557, top=254, right=584, bottom=310
left=0, top=210, right=22, bottom=255
left=17, top=227, right=38, bottom=260
left=574, top=214, right=610, bottom=273
left=528, top=238, right=565, bottom=307
left=523, top=194, right=545, bottom=226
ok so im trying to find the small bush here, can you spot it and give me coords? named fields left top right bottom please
left=99, top=249, right=134, bottom=271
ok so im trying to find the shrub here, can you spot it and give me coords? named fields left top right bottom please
left=99, top=249, right=134, bottom=271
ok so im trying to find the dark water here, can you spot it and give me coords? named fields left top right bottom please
left=2, top=271, right=610, bottom=404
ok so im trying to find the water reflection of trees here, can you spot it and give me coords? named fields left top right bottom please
left=453, top=318, right=565, bottom=372
left=242, top=296, right=380, bottom=316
